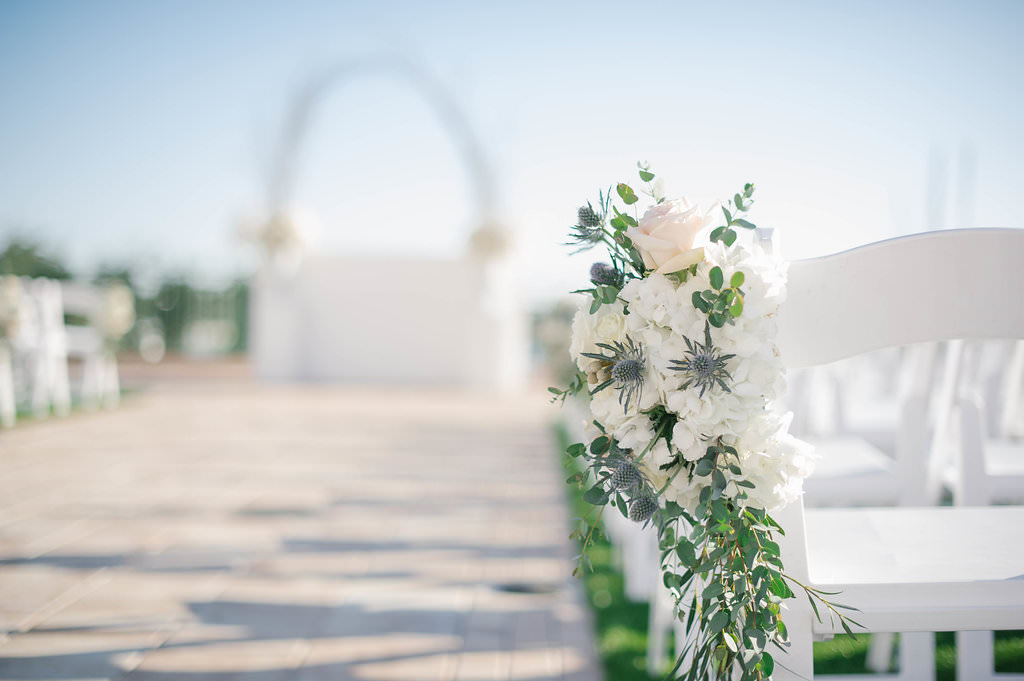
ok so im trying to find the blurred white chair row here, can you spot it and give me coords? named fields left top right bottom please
left=0, top=276, right=133, bottom=428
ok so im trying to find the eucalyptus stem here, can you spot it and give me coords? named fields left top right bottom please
left=633, top=417, right=673, bottom=464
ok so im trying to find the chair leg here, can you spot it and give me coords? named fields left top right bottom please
left=30, top=354, right=49, bottom=418
left=102, top=352, right=120, bottom=408
left=0, top=347, right=15, bottom=428
left=775, top=599, right=814, bottom=680
left=647, top=584, right=672, bottom=676
left=957, top=630, right=998, bottom=681
left=774, top=497, right=814, bottom=680
left=51, top=352, right=71, bottom=417
left=897, top=632, right=934, bottom=681
left=80, top=355, right=99, bottom=410
left=866, top=633, right=894, bottom=672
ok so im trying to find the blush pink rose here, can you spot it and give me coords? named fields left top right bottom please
left=626, top=198, right=716, bottom=274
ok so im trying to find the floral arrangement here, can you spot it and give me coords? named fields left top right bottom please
left=95, top=283, right=136, bottom=344
left=552, top=164, right=857, bottom=679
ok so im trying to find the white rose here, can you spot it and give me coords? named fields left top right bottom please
left=595, top=312, right=626, bottom=340
left=626, top=198, right=716, bottom=274
left=569, top=300, right=627, bottom=365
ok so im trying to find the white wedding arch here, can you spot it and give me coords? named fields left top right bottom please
left=247, top=57, right=526, bottom=388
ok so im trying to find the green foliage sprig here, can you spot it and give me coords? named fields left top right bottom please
left=710, top=183, right=758, bottom=247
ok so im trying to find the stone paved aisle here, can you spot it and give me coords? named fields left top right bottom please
left=0, top=385, right=600, bottom=681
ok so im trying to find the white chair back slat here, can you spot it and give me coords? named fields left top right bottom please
left=59, top=282, right=102, bottom=317
left=999, top=340, right=1024, bottom=438
left=777, top=228, right=1024, bottom=368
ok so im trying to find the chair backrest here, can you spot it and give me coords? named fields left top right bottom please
left=774, top=229, right=1024, bottom=586
left=777, top=229, right=1024, bottom=369
left=59, top=282, right=102, bottom=321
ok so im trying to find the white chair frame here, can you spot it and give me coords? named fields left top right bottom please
left=26, top=278, right=71, bottom=419
left=773, top=228, right=1024, bottom=680
left=61, top=282, right=121, bottom=409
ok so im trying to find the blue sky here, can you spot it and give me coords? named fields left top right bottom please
left=0, top=0, right=1021, bottom=300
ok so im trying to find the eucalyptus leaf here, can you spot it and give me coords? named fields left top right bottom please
left=709, top=266, right=724, bottom=290
left=676, top=540, right=696, bottom=566
left=709, top=610, right=730, bottom=634
left=616, top=183, right=639, bottom=205
left=759, top=652, right=774, bottom=675
left=583, top=485, right=607, bottom=505
left=704, top=581, right=725, bottom=599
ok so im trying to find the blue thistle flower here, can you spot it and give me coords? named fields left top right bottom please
left=628, top=495, right=658, bottom=524
left=669, top=321, right=736, bottom=397
left=610, top=461, right=641, bottom=490
left=578, top=204, right=602, bottom=228
left=582, top=336, right=646, bottom=413
left=566, top=203, right=605, bottom=252
left=590, top=263, right=623, bottom=287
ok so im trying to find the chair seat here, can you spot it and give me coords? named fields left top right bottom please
left=985, top=440, right=1024, bottom=476
left=804, top=506, right=1024, bottom=633
left=65, top=325, right=103, bottom=355
left=940, top=439, right=1024, bottom=504
left=802, top=437, right=901, bottom=507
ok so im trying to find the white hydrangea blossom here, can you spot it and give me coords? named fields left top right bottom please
left=569, top=241, right=816, bottom=512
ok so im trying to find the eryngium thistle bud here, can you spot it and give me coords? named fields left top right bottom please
left=590, top=262, right=621, bottom=287
left=612, top=358, right=643, bottom=385
left=577, top=205, right=602, bottom=228
left=628, top=495, right=657, bottom=523
left=610, top=461, right=640, bottom=490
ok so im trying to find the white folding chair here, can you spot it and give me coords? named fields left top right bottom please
left=773, top=228, right=1024, bottom=680
left=26, top=278, right=71, bottom=418
left=61, top=282, right=123, bottom=409
left=948, top=342, right=1024, bottom=507
left=799, top=343, right=938, bottom=510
